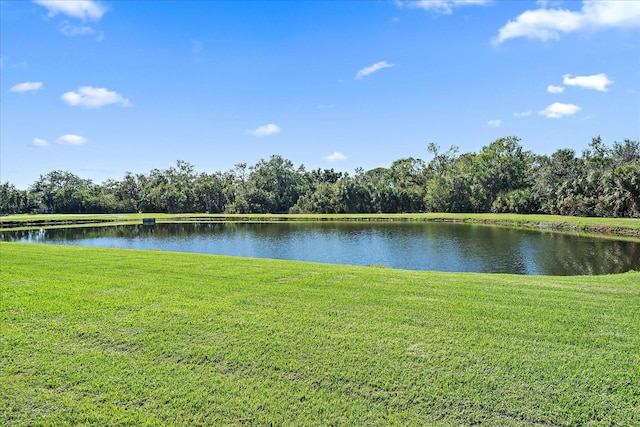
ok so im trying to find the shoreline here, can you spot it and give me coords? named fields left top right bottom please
left=2, top=212, right=640, bottom=239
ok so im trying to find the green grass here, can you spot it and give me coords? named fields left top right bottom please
left=2, top=242, right=639, bottom=425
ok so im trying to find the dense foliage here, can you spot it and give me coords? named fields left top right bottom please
left=2, top=136, right=639, bottom=217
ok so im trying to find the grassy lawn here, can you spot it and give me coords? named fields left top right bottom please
left=2, top=242, right=639, bottom=425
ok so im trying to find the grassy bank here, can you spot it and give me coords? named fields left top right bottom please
left=2, top=212, right=640, bottom=237
left=2, top=243, right=639, bottom=425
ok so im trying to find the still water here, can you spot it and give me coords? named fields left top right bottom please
left=3, top=222, right=639, bottom=275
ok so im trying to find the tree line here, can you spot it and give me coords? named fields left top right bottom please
left=2, top=136, right=639, bottom=217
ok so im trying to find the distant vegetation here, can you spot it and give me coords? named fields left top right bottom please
left=2, top=136, right=639, bottom=217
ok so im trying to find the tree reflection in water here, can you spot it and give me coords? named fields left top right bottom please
left=2, top=222, right=639, bottom=276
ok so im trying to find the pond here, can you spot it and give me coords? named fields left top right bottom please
left=3, top=222, right=639, bottom=275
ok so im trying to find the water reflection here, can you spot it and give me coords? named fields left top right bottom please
left=2, top=222, right=639, bottom=275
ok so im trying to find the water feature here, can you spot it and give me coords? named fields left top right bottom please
left=3, top=222, right=639, bottom=275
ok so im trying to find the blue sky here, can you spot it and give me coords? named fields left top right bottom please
left=1, top=0, right=639, bottom=188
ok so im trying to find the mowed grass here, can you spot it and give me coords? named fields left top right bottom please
left=2, top=243, right=639, bottom=426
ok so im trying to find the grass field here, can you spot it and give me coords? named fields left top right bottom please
left=2, top=242, right=639, bottom=425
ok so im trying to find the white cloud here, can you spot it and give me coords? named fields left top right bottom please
left=10, top=81, right=43, bottom=93
left=405, top=0, right=492, bottom=14
left=57, top=134, right=88, bottom=145
left=32, top=138, right=48, bottom=147
left=495, top=0, right=640, bottom=43
left=514, top=110, right=532, bottom=118
left=325, top=152, right=347, bottom=162
left=581, top=0, right=640, bottom=28
left=495, top=9, right=582, bottom=43
left=563, top=73, right=613, bottom=91
left=487, top=119, right=502, bottom=127
left=247, top=123, right=281, bottom=137
left=547, top=84, right=564, bottom=94
left=60, top=23, right=95, bottom=36
left=61, top=86, right=131, bottom=108
left=34, top=0, right=106, bottom=21
left=356, top=61, right=395, bottom=80
left=538, top=102, right=581, bottom=118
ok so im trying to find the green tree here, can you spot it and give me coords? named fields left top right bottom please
left=386, top=157, right=427, bottom=212
left=195, top=172, right=230, bottom=213
left=471, top=136, right=532, bottom=212
left=424, top=144, right=472, bottom=212
left=0, top=182, right=22, bottom=214
left=242, top=155, right=302, bottom=213
left=29, top=171, right=94, bottom=213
